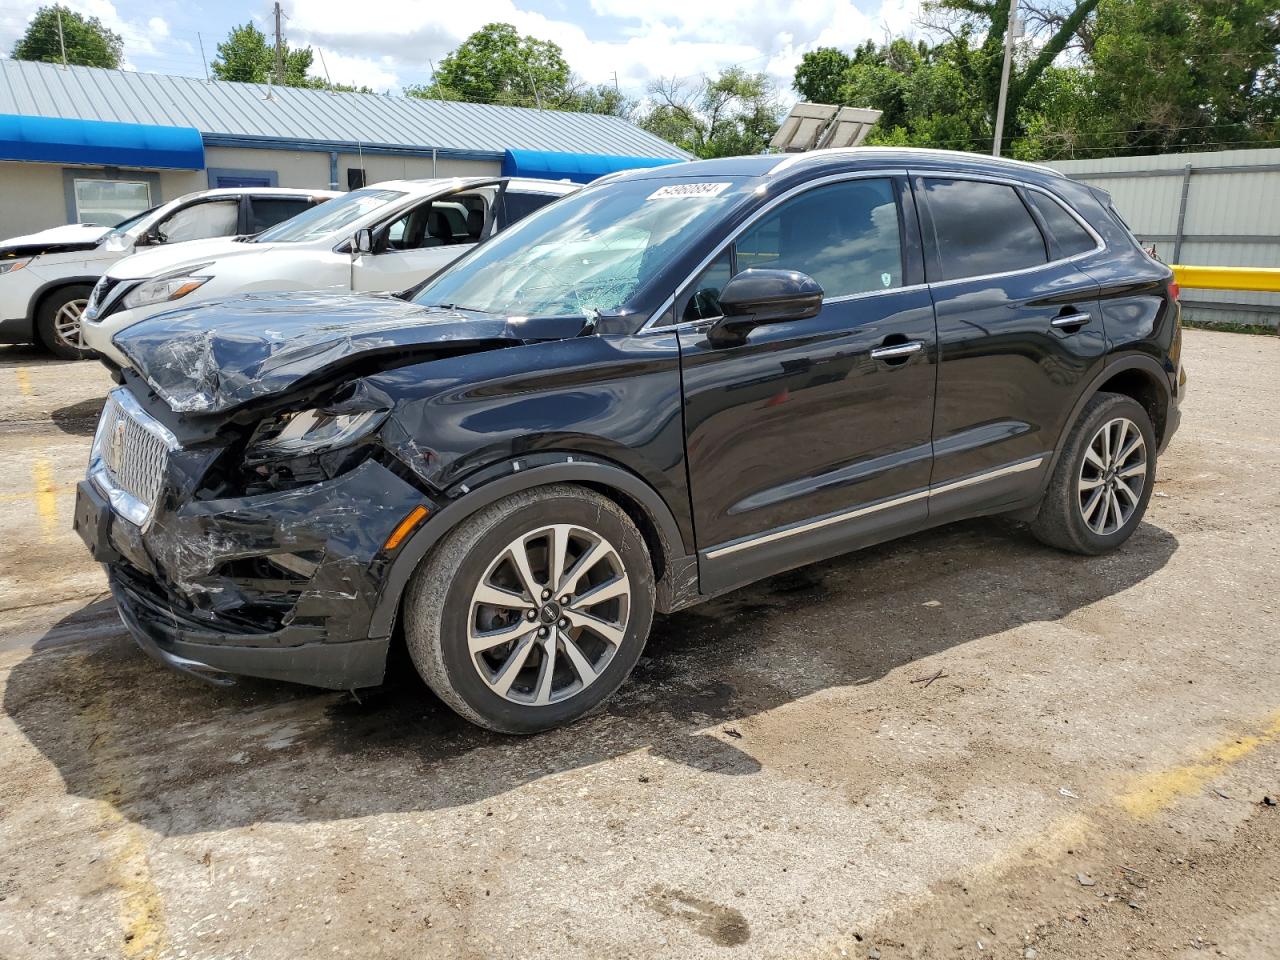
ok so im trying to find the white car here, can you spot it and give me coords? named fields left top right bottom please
left=0, top=187, right=339, bottom=358
left=82, top=177, right=580, bottom=370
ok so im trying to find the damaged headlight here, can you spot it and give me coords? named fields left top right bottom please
left=123, top=264, right=214, bottom=309
left=0, top=257, right=32, bottom=275
left=245, top=407, right=389, bottom=463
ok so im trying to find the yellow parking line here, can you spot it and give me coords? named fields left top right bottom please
left=1115, top=709, right=1280, bottom=818
left=32, top=458, right=59, bottom=541
left=0, top=483, right=76, bottom=504
left=15, top=367, right=33, bottom=397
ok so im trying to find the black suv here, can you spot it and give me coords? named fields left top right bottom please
left=75, top=149, right=1185, bottom=733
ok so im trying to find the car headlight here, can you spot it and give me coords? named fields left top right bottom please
left=122, top=265, right=214, bottom=309
left=245, top=407, right=388, bottom=463
left=0, top=257, right=32, bottom=276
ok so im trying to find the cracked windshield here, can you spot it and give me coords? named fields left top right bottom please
left=413, top=179, right=751, bottom=318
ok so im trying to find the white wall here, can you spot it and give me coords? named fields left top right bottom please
left=1047, top=147, right=1280, bottom=328
left=336, top=153, right=499, bottom=188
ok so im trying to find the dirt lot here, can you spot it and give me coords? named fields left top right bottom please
left=0, top=329, right=1277, bottom=960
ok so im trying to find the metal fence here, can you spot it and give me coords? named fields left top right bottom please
left=1047, top=148, right=1280, bottom=328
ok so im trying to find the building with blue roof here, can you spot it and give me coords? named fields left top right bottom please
left=0, top=59, right=688, bottom=236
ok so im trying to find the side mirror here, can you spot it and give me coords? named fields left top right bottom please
left=707, top=269, right=824, bottom=347
left=352, top=227, right=374, bottom=256
left=137, top=230, right=159, bottom=247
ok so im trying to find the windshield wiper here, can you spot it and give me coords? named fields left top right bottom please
left=419, top=303, right=494, bottom=315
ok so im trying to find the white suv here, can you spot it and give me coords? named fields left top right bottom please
left=0, top=187, right=338, bottom=358
left=82, top=177, right=579, bottom=370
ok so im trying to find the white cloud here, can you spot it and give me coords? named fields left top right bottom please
left=310, top=46, right=400, bottom=92
left=284, top=0, right=924, bottom=98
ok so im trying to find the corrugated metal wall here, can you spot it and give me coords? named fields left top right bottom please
left=1048, top=148, right=1280, bottom=328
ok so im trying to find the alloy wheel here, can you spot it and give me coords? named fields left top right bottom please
left=1078, top=416, right=1147, bottom=535
left=467, top=523, right=631, bottom=706
left=53, top=299, right=88, bottom=349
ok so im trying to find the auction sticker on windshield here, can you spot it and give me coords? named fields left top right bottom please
left=647, top=182, right=732, bottom=200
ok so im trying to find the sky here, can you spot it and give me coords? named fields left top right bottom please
left=0, top=0, right=924, bottom=101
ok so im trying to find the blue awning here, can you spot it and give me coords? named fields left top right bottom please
left=502, top=149, right=682, bottom=184
left=0, top=114, right=205, bottom=170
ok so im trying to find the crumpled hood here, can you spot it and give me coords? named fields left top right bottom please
left=115, top=291, right=588, bottom=414
left=1, top=223, right=110, bottom=255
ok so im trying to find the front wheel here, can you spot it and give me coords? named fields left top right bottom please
left=36, top=284, right=95, bottom=360
left=1031, top=392, right=1157, bottom=555
left=403, top=484, right=656, bottom=733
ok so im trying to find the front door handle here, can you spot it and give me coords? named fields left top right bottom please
left=870, top=341, right=924, bottom=361
left=1051, top=311, right=1091, bottom=329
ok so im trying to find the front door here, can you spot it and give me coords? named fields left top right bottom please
left=678, top=175, right=938, bottom=595
left=351, top=197, right=484, bottom=293
left=913, top=175, right=1106, bottom=520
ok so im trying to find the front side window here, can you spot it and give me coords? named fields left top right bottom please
left=682, top=251, right=734, bottom=321
left=1026, top=191, right=1097, bottom=258
left=922, top=179, right=1048, bottom=281
left=156, top=199, right=239, bottom=243
left=734, top=179, right=904, bottom=298
left=413, top=178, right=754, bottom=319
left=73, top=179, right=151, bottom=226
left=383, top=198, right=482, bottom=251
left=254, top=188, right=406, bottom=243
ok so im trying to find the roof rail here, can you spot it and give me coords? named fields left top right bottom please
left=768, top=147, right=1065, bottom=178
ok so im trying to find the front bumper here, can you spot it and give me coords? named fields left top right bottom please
left=74, top=453, right=433, bottom=689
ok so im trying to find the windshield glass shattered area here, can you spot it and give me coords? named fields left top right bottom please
left=254, top=188, right=406, bottom=243
left=413, top=178, right=752, bottom=319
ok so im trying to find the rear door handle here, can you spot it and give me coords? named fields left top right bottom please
left=870, top=341, right=924, bottom=360
left=1051, top=312, right=1091, bottom=328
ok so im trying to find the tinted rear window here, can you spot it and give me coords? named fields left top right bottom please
left=922, top=179, right=1047, bottom=281
left=497, top=191, right=560, bottom=229
left=1027, top=191, right=1097, bottom=258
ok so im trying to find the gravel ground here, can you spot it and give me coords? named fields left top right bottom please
left=0, top=329, right=1276, bottom=960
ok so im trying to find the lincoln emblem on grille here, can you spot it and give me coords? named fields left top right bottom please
left=112, top=418, right=127, bottom=468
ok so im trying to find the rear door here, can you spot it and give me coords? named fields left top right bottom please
left=677, top=174, right=937, bottom=594
left=914, top=174, right=1105, bottom=519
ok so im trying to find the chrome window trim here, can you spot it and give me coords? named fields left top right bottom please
left=911, top=171, right=1106, bottom=290
left=643, top=168, right=911, bottom=331
left=703, top=455, right=1046, bottom=560
left=768, top=148, right=1065, bottom=179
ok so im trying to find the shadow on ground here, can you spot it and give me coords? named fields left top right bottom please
left=4, top=518, right=1177, bottom=835
left=50, top=397, right=106, bottom=436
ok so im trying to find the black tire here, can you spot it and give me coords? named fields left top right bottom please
left=1031, top=391, right=1157, bottom=555
left=402, top=484, right=656, bottom=734
left=36, top=284, right=95, bottom=360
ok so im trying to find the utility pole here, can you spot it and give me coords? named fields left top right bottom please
left=992, top=0, right=1021, bottom=157
left=611, top=71, right=619, bottom=93
left=273, top=2, right=285, bottom=86
left=56, top=7, right=68, bottom=68
left=198, top=31, right=210, bottom=81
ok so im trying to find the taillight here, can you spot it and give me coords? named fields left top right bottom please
left=1168, top=279, right=1180, bottom=302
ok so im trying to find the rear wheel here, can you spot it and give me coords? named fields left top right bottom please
left=1031, top=392, right=1156, bottom=554
left=36, top=284, right=95, bottom=360
left=403, top=484, right=656, bottom=733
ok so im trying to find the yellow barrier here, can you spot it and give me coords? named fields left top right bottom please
left=1171, top=265, right=1280, bottom=293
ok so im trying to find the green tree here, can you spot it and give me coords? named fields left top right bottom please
left=408, top=23, right=570, bottom=107
left=1015, top=0, right=1280, bottom=159
left=793, top=46, right=853, bottom=104
left=923, top=0, right=1102, bottom=146
left=11, top=4, right=122, bottom=68
left=639, top=68, right=782, bottom=158
left=211, top=22, right=316, bottom=86
left=794, top=38, right=990, bottom=151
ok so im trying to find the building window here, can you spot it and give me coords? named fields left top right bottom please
left=206, top=167, right=279, bottom=189
left=72, top=178, right=151, bottom=226
left=347, top=168, right=367, bottom=190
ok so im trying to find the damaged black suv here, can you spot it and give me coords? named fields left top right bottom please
left=75, top=149, right=1184, bottom=733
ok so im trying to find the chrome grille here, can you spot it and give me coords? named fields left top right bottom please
left=91, top=389, right=175, bottom=526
